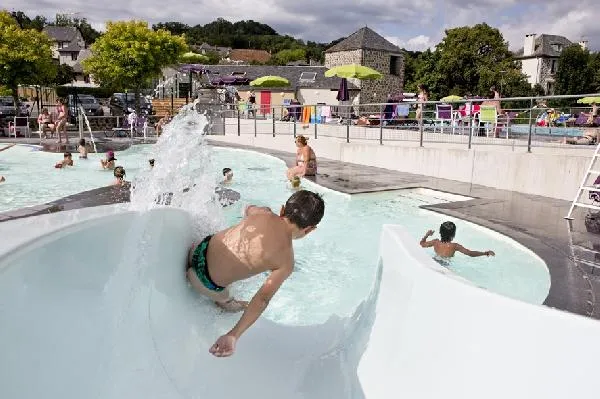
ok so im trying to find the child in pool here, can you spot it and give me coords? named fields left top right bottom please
left=100, top=151, right=116, bottom=170
left=78, top=138, right=88, bottom=159
left=222, top=167, right=233, bottom=183
left=113, top=166, right=127, bottom=186
left=54, top=152, right=74, bottom=169
left=420, top=221, right=495, bottom=259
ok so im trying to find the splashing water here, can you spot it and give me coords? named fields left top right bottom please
left=129, top=103, right=225, bottom=238
left=78, top=106, right=98, bottom=153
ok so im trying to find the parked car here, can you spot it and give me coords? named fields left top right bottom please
left=0, top=96, right=29, bottom=118
left=109, top=93, right=153, bottom=116
left=67, top=94, right=104, bottom=123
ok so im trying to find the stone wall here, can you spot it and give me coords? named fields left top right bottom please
left=360, top=49, right=404, bottom=106
left=324, top=50, right=362, bottom=69
left=538, top=58, right=557, bottom=94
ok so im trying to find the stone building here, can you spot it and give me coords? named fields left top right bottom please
left=324, top=27, right=404, bottom=104
left=515, top=33, right=587, bottom=94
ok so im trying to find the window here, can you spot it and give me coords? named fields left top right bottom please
left=546, top=81, right=555, bottom=94
left=299, top=72, right=316, bottom=82
left=57, top=42, right=64, bottom=49
left=551, top=43, right=563, bottom=53
left=390, top=56, right=400, bottom=76
left=550, top=59, right=557, bottom=74
left=71, top=53, right=78, bottom=61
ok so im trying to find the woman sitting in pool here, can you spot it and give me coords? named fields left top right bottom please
left=78, top=138, right=88, bottom=159
left=113, top=166, right=127, bottom=186
left=420, top=221, right=495, bottom=262
left=286, top=135, right=317, bottom=182
left=100, top=151, right=116, bottom=170
left=54, top=152, right=74, bottom=169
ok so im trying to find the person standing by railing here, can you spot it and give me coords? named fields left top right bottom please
left=55, top=98, right=69, bottom=144
left=416, top=84, right=429, bottom=122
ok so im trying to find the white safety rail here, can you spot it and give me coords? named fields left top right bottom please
left=566, top=141, right=600, bottom=219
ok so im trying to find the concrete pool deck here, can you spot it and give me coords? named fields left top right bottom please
left=1, top=138, right=599, bottom=321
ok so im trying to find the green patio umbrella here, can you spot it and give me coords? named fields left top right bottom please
left=324, top=64, right=383, bottom=80
left=249, top=75, right=290, bottom=88
left=577, top=96, right=600, bottom=104
left=440, top=95, right=464, bottom=102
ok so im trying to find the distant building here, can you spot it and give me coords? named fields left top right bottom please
left=193, top=43, right=231, bottom=58
left=160, top=64, right=359, bottom=111
left=42, top=26, right=96, bottom=86
left=514, top=34, right=588, bottom=94
left=324, top=27, right=404, bottom=104
left=225, top=49, right=272, bottom=64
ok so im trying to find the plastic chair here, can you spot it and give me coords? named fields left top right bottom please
left=434, top=104, right=454, bottom=134
left=8, top=117, right=30, bottom=138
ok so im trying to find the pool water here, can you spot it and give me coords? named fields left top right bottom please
left=207, top=148, right=550, bottom=324
left=0, top=144, right=155, bottom=212
left=0, top=142, right=551, bottom=324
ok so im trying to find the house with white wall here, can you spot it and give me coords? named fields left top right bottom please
left=515, top=34, right=587, bottom=94
left=42, top=26, right=96, bottom=86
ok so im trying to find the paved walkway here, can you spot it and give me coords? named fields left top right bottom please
left=210, top=140, right=600, bottom=320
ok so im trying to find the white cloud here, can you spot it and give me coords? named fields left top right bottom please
left=386, top=35, right=436, bottom=51
left=3, top=0, right=600, bottom=51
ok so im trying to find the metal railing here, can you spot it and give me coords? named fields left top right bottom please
left=207, top=93, right=600, bottom=153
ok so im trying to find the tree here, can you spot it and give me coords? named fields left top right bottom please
left=10, top=11, right=46, bottom=31
left=555, top=45, right=592, bottom=95
left=54, top=64, right=76, bottom=85
left=271, top=48, right=306, bottom=65
left=180, top=52, right=209, bottom=64
left=0, top=11, right=56, bottom=111
left=431, top=23, right=528, bottom=98
left=83, top=20, right=186, bottom=111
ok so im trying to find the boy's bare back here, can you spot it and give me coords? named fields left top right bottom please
left=206, top=207, right=294, bottom=287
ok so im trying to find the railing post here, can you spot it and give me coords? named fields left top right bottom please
left=293, top=115, right=297, bottom=138
left=468, top=118, right=473, bottom=150
left=379, top=103, right=384, bottom=145
left=527, top=98, right=534, bottom=153
left=314, top=105, right=318, bottom=139
left=237, top=109, right=240, bottom=136
left=346, top=120, right=350, bottom=143
left=272, top=107, right=275, bottom=137
left=254, top=107, right=257, bottom=137
left=419, top=101, right=424, bottom=147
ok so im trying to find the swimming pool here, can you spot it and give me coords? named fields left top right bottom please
left=0, top=143, right=154, bottom=212
left=0, top=140, right=550, bottom=313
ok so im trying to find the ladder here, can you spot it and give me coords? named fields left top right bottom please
left=565, top=142, right=600, bottom=219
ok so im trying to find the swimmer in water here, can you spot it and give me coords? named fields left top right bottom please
left=78, top=138, right=88, bottom=159
left=54, top=152, right=74, bottom=169
left=100, top=151, right=116, bottom=170
left=420, top=221, right=495, bottom=261
left=222, top=167, right=233, bottom=184
left=113, top=166, right=126, bottom=186
left=0, top=176, right=5, bottom=183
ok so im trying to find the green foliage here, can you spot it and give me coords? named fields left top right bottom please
left=180, top=52, right=210, bottom=64
left=0, top=11, right=57, bottom=109
left=555, top=45, right=592, bottom=95
left=10, top=11, right=46, bottom=31
left=272, top=48, right=306, bottom=65
left=54, top=14, right=101, bottom=45
left=0, top=85, right=12, bottom=96
left=83, top=20, right=187, bottom=97
left=203, top=51, right=221, bottom=65
left=404, top=23, right=531, bottom=100
left=55, top=64, right=76, bottom=85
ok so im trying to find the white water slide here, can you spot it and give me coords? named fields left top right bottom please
left=1, top=205, right=600, bottom=398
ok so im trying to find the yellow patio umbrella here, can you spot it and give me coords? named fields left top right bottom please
left=249, top=75, right=290, bottom=88
left=440, top=95, right=464, bottom=102
left=577, top=96, right=600, bottom=104
left=324, top=64, right=383, bottom=80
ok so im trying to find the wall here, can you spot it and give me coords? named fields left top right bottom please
left=521, top=58, right=540, bottom=85
left=209, top=132, right=589, bottom=201
left=359, top=224, right=600, bottom=399
left=360, top=49, right=404, bottom=105
left=298, top=88, right=339, bottom=106
left=324, top=49, right=362, bottom=69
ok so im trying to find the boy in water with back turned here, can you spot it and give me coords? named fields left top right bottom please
left=186, top=190, right=325, bottom=358
left=420, top=221, right=495, bottom=259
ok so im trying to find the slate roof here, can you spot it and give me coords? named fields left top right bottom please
left=42, top=26, right=79, bottom=42
left=514, top=34, right=574, bottom=58
left=325, top=27, right=401, bottom=54
left=196, top=65, right=358, bottom=90
left=58, top=44, right=83, bottom=52
left=72, top=49, right=91, bottom=73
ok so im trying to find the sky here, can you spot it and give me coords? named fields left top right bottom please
left=4, top=0, right=599, bottom=52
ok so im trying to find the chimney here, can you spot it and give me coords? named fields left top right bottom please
left=523, top=34, right=536, bottom=56
left=579, top=40, right=588, bottom=50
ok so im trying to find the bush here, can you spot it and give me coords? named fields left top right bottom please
left=56, top=86, right=114, bottom=99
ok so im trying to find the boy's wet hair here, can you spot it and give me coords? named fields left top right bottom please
left=440, top=221, right=456, bottom=243
left=149, top=159, right=155, bottom=166
left=283, top=190, right=325, bottom=229
left=79, top=138, right=86, bottom=146
left=64, top=152, right=72, bottom=158
left=222, top=167, right=232, bottom=176
left=114, top=166, right=126, bottom=179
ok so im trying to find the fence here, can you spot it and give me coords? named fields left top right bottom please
left=210, top=93, right=600, bottom=152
